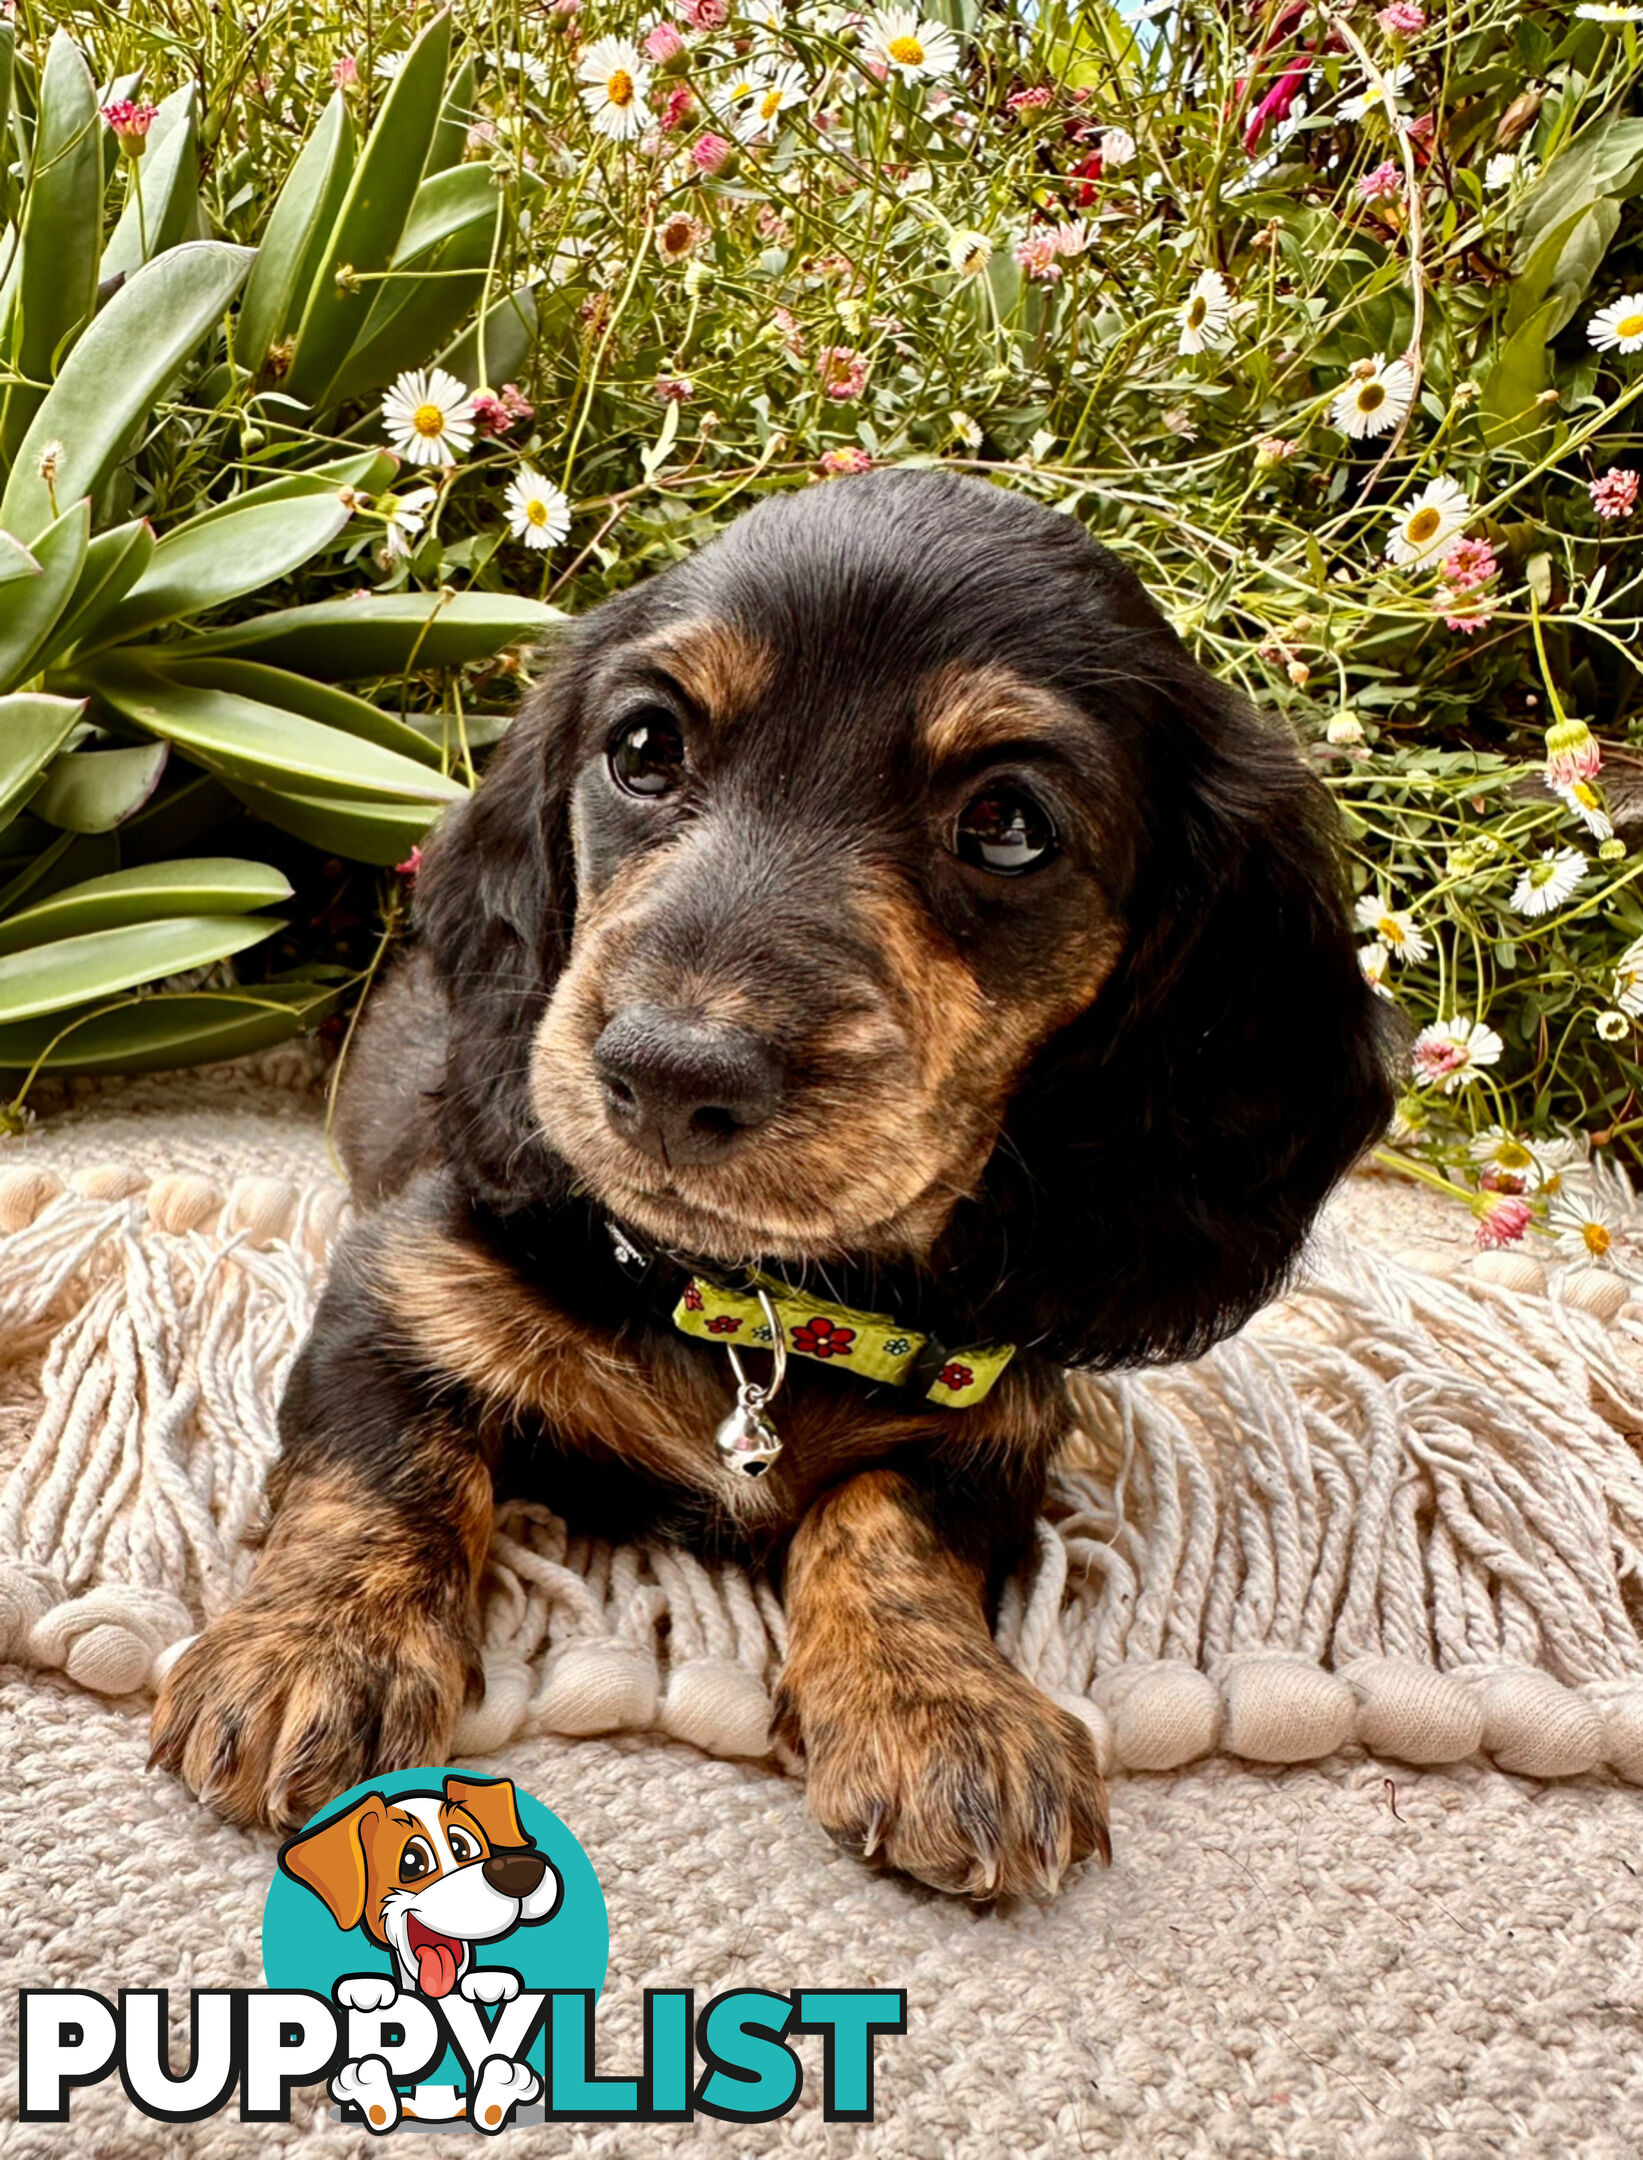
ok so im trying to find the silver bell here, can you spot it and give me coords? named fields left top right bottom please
left=715, top=1393, right=782, bottom=1478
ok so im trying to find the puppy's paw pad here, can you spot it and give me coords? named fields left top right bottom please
left=331, top=2056, right=401, bottom=2135
left=471, top=2057, right=539, bottom=2133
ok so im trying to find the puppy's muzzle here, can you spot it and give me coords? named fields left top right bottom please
left=594, top=1004, right=784, bottom=1167
left=481, top=1847, right=549, bottom=1897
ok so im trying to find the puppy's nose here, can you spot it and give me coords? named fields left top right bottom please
left=594, top=1005, right=783, bottom=1167
left=482, top=1848, right=548, bottom=1897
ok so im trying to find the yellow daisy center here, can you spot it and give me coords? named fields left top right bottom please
left=1497, top=1139, right=1533, bottom=1170
left=1357, top=382, right=1386, bottom=411
left=888, top=33, right=925, bottom=64
left=1616, top=309, right=1643, bottom=340
left=1574, top=781, right=1599, bottom=809
left=1380, top=915, right=1406, bottom=945
left=607, top=67, right=635, bottom=107
left=760, top=89, right=782, bottom=118
left=411, top=402, right=447, bottom=440
left=1405, top=506, right=1442, bottom=544
left=1187, top=296, right=1207, bottom=329
left=961, top=244, right=987, bottom=273
left=1584, top=1220, right=1612, bottom=1257
left=525, top=498, right=549, bottom=526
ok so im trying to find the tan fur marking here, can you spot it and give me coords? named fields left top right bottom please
left=920, top=661, right=1084, bottom=768
left=629, top=618, right=778, bottom=722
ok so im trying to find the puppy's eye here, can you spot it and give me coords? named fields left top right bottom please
left=609, top=710, right=686, bottom=798
left=954, top=787, right=1059, bottom=876
left=399, top=1837, right=436, bottom=1883
left=447, top=1829, right=479, bottom=1864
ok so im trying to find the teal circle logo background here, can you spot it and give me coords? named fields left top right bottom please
left=261, top=1766, right=608, bottom=2086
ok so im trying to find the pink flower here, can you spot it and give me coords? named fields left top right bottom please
left=773, top=305, right=805, bottom=355
left=660, top=83, right=695, bottom=131
left=101, top=99, right=159, bottom=152
left=1412, top=1034, right=1469, bottom=1086
left=1007, top=86, right=1055, bottom=113
left=1545, top=719, right=1601, bottom=788
left=681, top=0, right=727, bottom=27
left=1377, top=3, right=1425, bottom=31
left=500, top=383, right=534, bottom=422
left=653, top=374, right=694, bottom=402
left=1591, top=468, right=1639, bottom=522
left=1438, top=588, right=1497, bottom=636
left=549, top=0, right=580, bottom=17
left=1243, top=58, right=1309, bottom=156
left=331, top=54, right=359, bottom=87
left=1476, top=1193, right=1530, bottom=1249
left=1357, top=160, right=1403, bottom=202
left=1441, top=536, right=1498, bottom=591
left=817, top=447, right=873, bottom=477
left=1014, top=231, right=1064, bottom=282
left=1257, top=436, right=1298, bottom=462
left=819, top=346, right=868, bottom=400
left=690, top=131, right=737, bottom=175
left=644, top=20, right=687, bottom=63
left=470, top=392, right=510, bottom=436
left=395, top=846, right=423, bottom=879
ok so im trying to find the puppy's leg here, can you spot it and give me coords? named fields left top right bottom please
left=773, top=1469, right=1109, bottom=1899
left=151, top=1287, right=492, bottom=1831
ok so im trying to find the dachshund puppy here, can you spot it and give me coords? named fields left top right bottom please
left=153, top=471, right=1394, bottom=1896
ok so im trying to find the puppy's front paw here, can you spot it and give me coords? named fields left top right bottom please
left=150, top=1594, right=479, bottom=1832
left=776, top=1650, right=1109, bottom=1900
left=460, top=1967, right=520, bottom=2006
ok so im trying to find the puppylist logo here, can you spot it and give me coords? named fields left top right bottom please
left=17, top=1767, right=905, bottom=2133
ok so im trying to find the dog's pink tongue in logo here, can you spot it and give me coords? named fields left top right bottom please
left=407, top=1917, right=462, bottom=1997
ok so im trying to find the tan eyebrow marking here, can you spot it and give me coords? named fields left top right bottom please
left=629, top=618, right=778, bottom=721
left=920, top=661, right=1080, bottom=766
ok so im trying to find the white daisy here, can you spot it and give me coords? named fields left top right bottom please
left=381, top=484, right=438, bottom=561
left=1358, top=942, right=1392, bottom=997
left=1468, top=1125, right=1540, bottom=1181
left=947, top=228, right=994, bottom=277
left=1101, top=126, right=1137, bottom=167
left=1589, top=293, right=1643, bottom=356
left=1385, top=476, right=1471, bottom=566
left=863, top=7, right=962, bottom=83
left=1177, top=268, right=1233, bottom=356
left=1353, top=894, right=1432, bottom=962
left=1550, top=1190, right=1621, bottom=1266
left=505, top=468, right=573, bottom=550
left=1341, top=62, right=1411, bottom=122
left=1552, top=777, right=1613, bottom=840
left=1597, top=1010, right=1632, bottom=1042
left=1576, top=3, right=1643, bottom=18
left=1411, top=1016, right=1504, bottom=1092
left=1331, top=353, right=1416, bottom=438
left=578, top=36, right=653, bottom=141
left=498, top=48, right=553, bottom=97
left=949, top=408, right=982, bottom=448
left=380, top=367, right=476, bottom=467
left=1509, top=846, right=1586, bottom=918
left=1612, top=934, right=1643, bottom=1016
left=1483, top=152, right=1517, bottom=190
left=733, top=63, right=807, bottom=141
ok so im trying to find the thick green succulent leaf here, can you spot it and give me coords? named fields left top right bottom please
left=0, top=911, right=282, bottom=1024
left=0, top=498, right=88, bottom=690
left=426, top=56, right=477, bottom=177
left=0, top=692, right=86, bottom=825
left=1, top=241, right=254, bottom=542
left=0, top=22, right=13, bottom=152
left=175, top=449, right=396, bottom=529
left=83, top=658, right=467, bottom=802
left=171, top=591, right=561, bottom=676
left=0, top=30, right=104, bottom=464
left=153, top=656, right=446, bottom=769
left=283, top=11, right=454, bottom=404
left=0, top=531, right=41, bottom=586
left=223, top=775, right=445, bottom=866
left=28, top=739, right=170, bottom=831
left=438, top=280, right=539, bottom=394
left=100, top=84, right=200, bottom=282
left=236, top=89, right=355, bottom=377
left=34, top=517, right=154, bottom=666
left=322, top=230, right=496, bottom=412
left=86, top=491, right=357, bottom=645
left=0, top=978, right=337, bottom=1072
left=0, top=856, right=291, bottom=955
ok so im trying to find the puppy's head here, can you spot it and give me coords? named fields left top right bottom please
left=418, top=471, right=1394, bottom=1365
left=279, top=1775, right=559, bottom=1996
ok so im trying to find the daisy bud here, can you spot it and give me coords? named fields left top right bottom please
left=1544, top=716, right=1601, bottom=788
left=1287, top=660, right=1311, bottom=687
left=1597, top=1010, right=1630, bottom=1042
left=690, top=131, right=739, bottom=177
left=1326, top=714, right=1365, bottom=746
left=101, top=99, right=159, bottom=155
left=644, top=20, right=691, bottom=71
left=1475, top=1192, right=1531, bottom=1248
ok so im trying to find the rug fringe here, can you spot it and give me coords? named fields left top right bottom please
left=4, top=1160, right=1643, bottom=1785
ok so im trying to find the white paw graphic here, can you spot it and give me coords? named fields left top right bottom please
left=331, top=2056, right=401, bottom=2134
left=336, top=1973, right=399, bottom=2014
left=460, top=1965, right=521, bottom=2006
left=470, top=2056, right=540, bottom=2134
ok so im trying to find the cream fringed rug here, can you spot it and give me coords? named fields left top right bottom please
left=3, top=1068, right=1643, bottom=1791
left=7, top=1069, right=1643, bottom=2158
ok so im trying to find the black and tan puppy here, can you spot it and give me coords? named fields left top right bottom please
left=152, top=471, right=1393, bottom=1896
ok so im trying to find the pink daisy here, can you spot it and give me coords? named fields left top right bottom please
left=1591, top=468, right=1639, bottom=522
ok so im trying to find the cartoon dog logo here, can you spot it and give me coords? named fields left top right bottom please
left=279, top=1774, right=563, bottom=2131
left=280, top=1773, right=563, bottom=2000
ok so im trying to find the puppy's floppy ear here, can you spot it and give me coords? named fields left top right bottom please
left=959, top=656, right=1397, bottom=1371
left=413, top=646, right=582, bottom=1209
left=278, top=1794, right=388, bottom=1932
left=443, top=1774, right=529, bottom=1849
